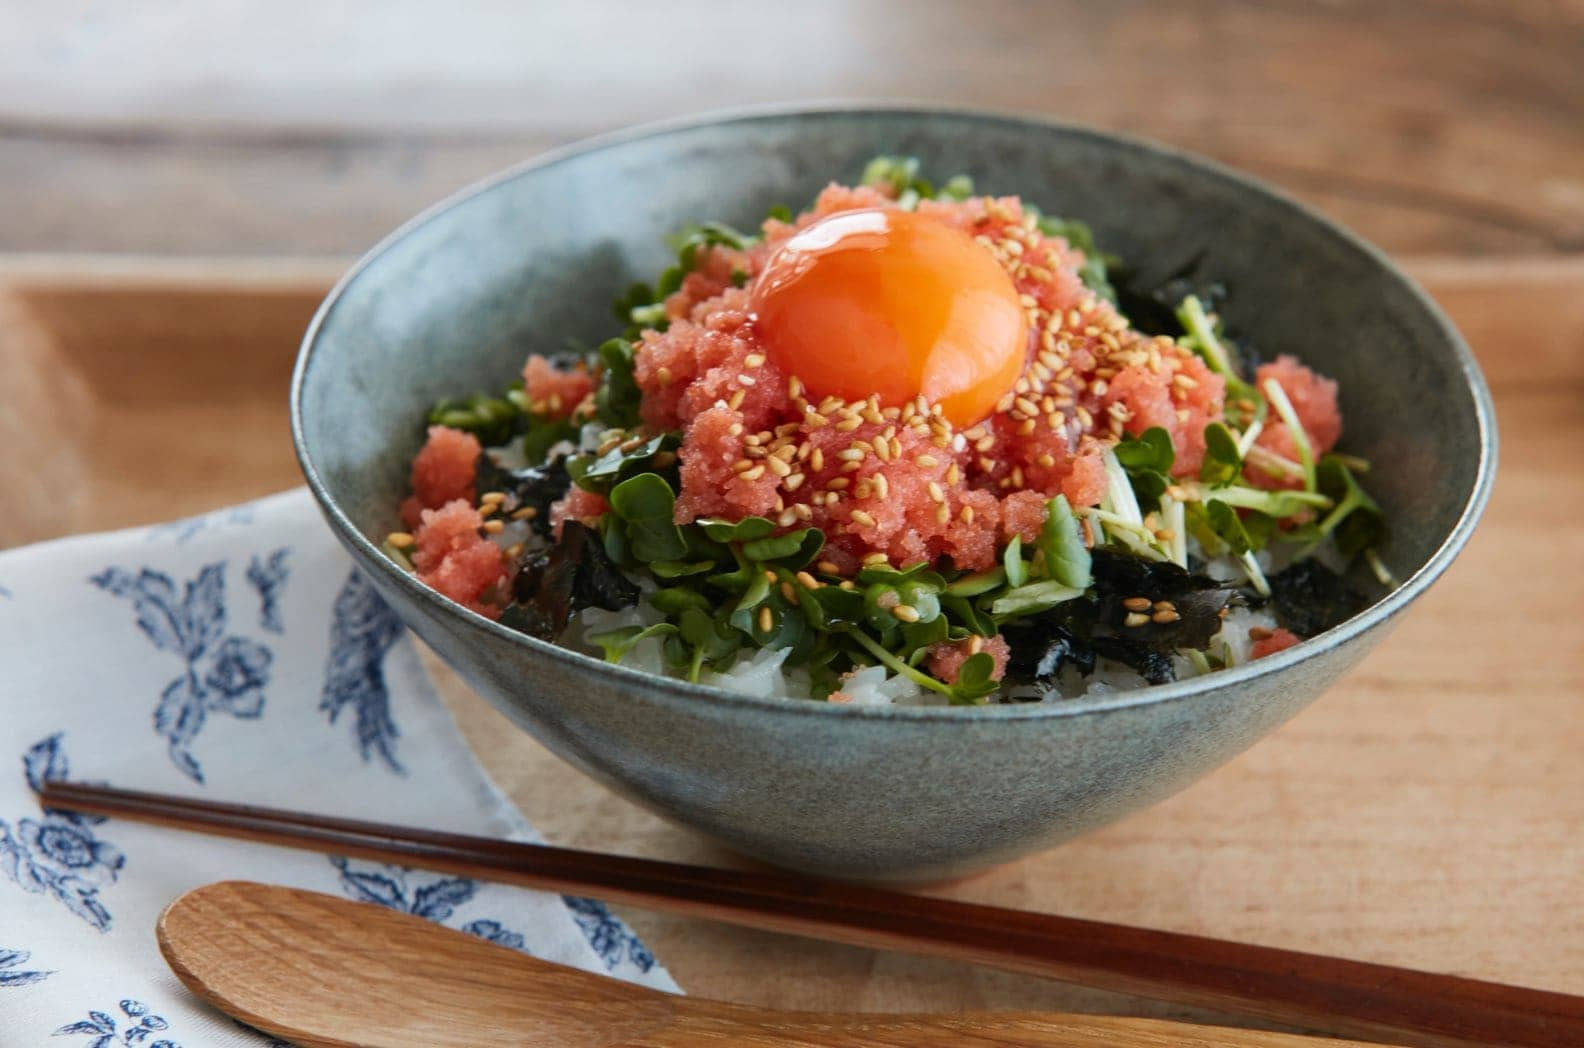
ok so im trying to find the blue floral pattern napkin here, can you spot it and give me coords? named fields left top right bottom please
left=0, top=489, right=675, bottom=1046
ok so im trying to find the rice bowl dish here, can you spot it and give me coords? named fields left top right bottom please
left=385, top=157, right=1392, bottom=707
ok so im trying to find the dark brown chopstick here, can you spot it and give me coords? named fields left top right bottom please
left=38, top=780, right=1581, bottom=1048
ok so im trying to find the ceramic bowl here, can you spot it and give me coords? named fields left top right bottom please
left=292, top=106, right=1496, bottom=881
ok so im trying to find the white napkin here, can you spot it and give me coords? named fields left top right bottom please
left=0, top=489, right=675, bottom=1046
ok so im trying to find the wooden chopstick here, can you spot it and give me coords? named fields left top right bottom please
left=38, top=780, right=1581, bottom=1048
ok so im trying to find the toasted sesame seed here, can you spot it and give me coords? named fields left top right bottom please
left=784, top=472, right=806, bottom=491
left=839, top=460, right=862, bottom=473
left=780, top=581, right=800, bottom=605
left=837, top=448, right=866, bottom=462
left=732, top=458, right=754, bottom=473
left=1154, top=528, right=1176, bottom=542
left=480, top=490, right=506, bottom=505
left=482, top=519, right=505, bottom=535
left=863, top=552, right=890, bottom=567
left=741, top=465, right=766, bottom=481
left=817, top=560, right=842, bottom=575
left=1152, top=609, right=1182, bottom=624
left=1122, top=596, right=1152, bottom=611
left=766, top=457, right=792, bottom=477
left=1124, top=612, right=1151, bottom=628
left=873, top=473, right=889, bottom=499
left=1017, top=418, right=1037, bottom=436
left=960, top=505, right=975, bottom=524
left=511, top=506, right=539, bottom=521
left=795, top=571, right=820, bottom=589
left=916, top=454, right=939, bottom=468
left=835, top=416, right=862, bottom=432
left=505, top=542, right=525, bottom=559
left=794, top=504, right=813, bottom=521
left=854, top=480, right=873, bottom=499
left=758, top=605, right=774, bottom=632
left=728, top=389, right=746, bottom=410
left=777, top=507, right=798, bottom=527
left=946, top=463, right=962, bottom=485
left=891, top=604, right=921, bottom=623
left=728, top=422, right=744, bottom=437
left=744, top=353, right=765, bottom=368
left=809, top=447, right=825, bottom=471
left=927, top=481, right=945, bottom=503
left=850, top=509, right=877, bottom=528
left=874, top=438, right=891, bottom=462
left=839, top=579, right=857, bottom=590
left=934, top=503, right=951, bottom=524
left=386, top=531, right=415, bottom=549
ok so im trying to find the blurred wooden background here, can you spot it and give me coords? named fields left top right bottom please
left=3, top=2, right=1582, bottom=1039
left=4, top=1, right=1582, bottom=259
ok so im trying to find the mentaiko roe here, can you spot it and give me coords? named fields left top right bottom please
left=625, top=183, right=1234, bottom=571
left=410, top=500, right=506, bottom=619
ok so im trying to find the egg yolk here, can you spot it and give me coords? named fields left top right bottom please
left=749, top=208, right=1028, bottom=428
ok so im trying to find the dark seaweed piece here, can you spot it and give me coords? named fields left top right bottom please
left=1001, top=619, right=1096, bottom=684
left=1113, top=250, right=1226, bottom=338
left=500, top=522, right=639, bottom=641
left=1267, top=559, right=1365, bottom=638
left=1088, top=550, right=1241, bottom=651
left=474, top=452, right=572, bottom=539
left=1088, top=636, right=1177, bottom=685
left=1000, top=551, right=1242, bottom=692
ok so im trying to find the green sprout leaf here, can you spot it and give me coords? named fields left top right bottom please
left=569, top=433, right=679, bottom=495
left=1200, top=422, right=1242, bottom=487
left=1037, top=495, right=1092, bottom=590
left=1002, top=534, right=1027, bottom=588
left=988, top=580, right=1085, bottom=618
left=588, top=622, right=677, bottom=664
left=427, top=391, right=522, bottom=448
left=1316, top=455, right=1387, bottom=559
left=594, top=338, right=642, bottom=429
left=607, top=473, right=688, bottom=562
left=947, top=652, right=1001, bottom=705
left=1035, top=215, right=1118, bottom=302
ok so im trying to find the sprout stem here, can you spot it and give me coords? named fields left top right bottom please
left=1178, top=295, right=1235, bottom=376
left=1240, top=550, right=1272, bottom=597
left=1261, top=377, right=1316, bottom=492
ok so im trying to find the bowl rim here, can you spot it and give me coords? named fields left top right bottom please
left=292, top=101, right=1498, bottom=723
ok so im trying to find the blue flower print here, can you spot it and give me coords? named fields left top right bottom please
left=321, top=571, right=406, bottom=774
left=245, top=548, right=290, bottom=633
left=330, top=857, right=528, bottom=949
left=462, top=919, right=527, bottom=951
left=562, top=896, right=655, bottom=973
left=0, top=947, right=52, bottom=986
left=0, top=736, right=123, bottom=931
left=202, top=637, right=271, bottom=716
left=91, top=562, right=274, bottom=782
left=55, top=999, right=178, bottom=1047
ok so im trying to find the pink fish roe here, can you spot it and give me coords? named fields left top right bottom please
left=410, top=500, right=507, bottom=619
left=401, top=425, right=481, bottom=528
left=628, top=184, right=1225, bottom=572
left=1250, top=627, right=1302, bottom=660
left=1250, top=355, right=1343, bottom=489
left=550, top=487, right=610, bottom=538
left=523, top=354, right=595, bottom=420
left=927, top=635, right=1011, bottom=684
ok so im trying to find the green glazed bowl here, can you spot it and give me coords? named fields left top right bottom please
left=292, top=106, right=1496, bottom=881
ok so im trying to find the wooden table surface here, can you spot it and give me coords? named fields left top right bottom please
left=3, top=2, right=1582, bottom=1038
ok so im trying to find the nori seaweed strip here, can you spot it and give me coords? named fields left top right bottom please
left=475, top=452, right=573, bottom=539
left=1266, top=559, right=1365, bottom=638
left=499, top=521, right=638, bottom=641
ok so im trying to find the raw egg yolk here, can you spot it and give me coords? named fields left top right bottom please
left=749, top=208, right=1027, bottom=428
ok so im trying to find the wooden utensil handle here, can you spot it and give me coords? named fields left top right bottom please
left=39, top=781, right=1583, bottom=1048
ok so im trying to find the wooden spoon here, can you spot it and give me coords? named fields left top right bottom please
left=159, top=881, right=1391, bottom=1048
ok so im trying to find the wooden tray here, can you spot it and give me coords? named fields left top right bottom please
left=3, top=255, right=1580, bottom=1033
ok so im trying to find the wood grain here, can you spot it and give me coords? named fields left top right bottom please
left=48, top=782, right=1583, bottom=1048
left=3, top=1, right=1583, bottom=258
left=159, top=880, right=1394, bottom=1047
left=2, top=258, right=1580, bottom=1037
